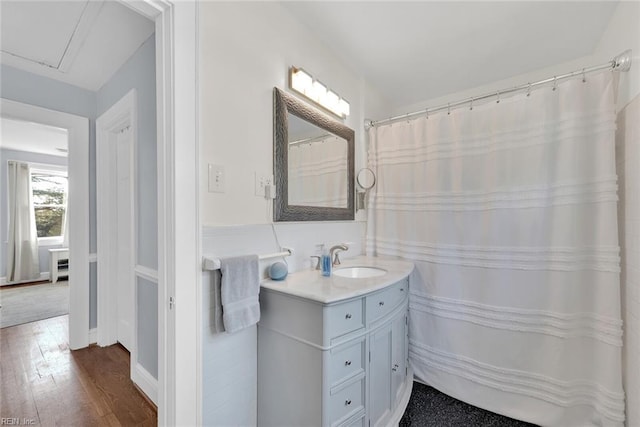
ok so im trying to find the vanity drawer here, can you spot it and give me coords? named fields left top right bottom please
left=329, top=378, right=364, bottom=426
left=326, top=299, right=364, bottom=340
left=365, top=279, right=408, bottom=324
left=339, top=412, right=365, bottom=427
left=328, top=337, right=365, bottom=387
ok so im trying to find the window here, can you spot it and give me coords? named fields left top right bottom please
left=31, top=170, right=68, bottom=242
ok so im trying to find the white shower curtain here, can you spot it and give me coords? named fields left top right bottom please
left=288, top=135, right=348, bottom=207
left=366, top=71, right=624, bottom=426
left=7, top=161, right=40, bottom=283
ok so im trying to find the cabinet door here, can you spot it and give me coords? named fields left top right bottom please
left=369, top=323, right=392, bottom=427
left=391, top=311, right=408, bottom=405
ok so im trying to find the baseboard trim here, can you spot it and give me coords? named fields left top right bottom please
left=0, top=272, right=50, bottom=286
left=89, top=328, right=97, bottom=344
left=132, top=362, right=158, bottom=405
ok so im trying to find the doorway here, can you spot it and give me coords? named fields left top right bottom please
left=0, top=98, right=91, bottom=349
left=96, top=89, right=136, bottom=357
left=0, top=128, right=71, bottom=327
left=1, top=1, right=199, bottom=423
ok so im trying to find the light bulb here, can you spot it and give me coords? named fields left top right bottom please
left=291, top=68, right=312, bottom=95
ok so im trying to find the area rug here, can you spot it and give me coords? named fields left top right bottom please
left=0, top=281, right=69, bottom=328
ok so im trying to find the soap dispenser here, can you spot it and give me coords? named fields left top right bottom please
left=321, top=245, right=332, bottom=277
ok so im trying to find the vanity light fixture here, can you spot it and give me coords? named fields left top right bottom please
left=289, top=66, right=350, bottom=119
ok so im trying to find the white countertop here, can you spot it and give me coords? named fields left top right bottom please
left=260, top=256, right=414, bottom=304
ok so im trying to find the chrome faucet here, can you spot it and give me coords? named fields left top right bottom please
left=330, top=244, right=349, bottom=267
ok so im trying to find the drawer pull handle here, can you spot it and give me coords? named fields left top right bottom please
left=379, top=301, right=385, bottom=306
left=400, top=288, right=404, bottom=291
left=345, top=399, right=352, bottom=406
left=345, top=313, right=352, bottom=319
left=345, top=360, right=352, bottom=366
left=392, top=364, right=399, bottom=372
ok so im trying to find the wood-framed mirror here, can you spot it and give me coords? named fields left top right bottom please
left=273, top=88, right=355, bottom=221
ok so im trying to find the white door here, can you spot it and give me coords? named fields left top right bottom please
left=115, top=126, right=134, bottom=351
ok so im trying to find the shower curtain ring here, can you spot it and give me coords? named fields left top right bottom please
left=469, top=98, right=474, bottom=111
left=527, top=83, right=532, bottom=97
left=582, top=68, right=586, bottom=83
left=552, top=76, right=558, bottom=91
left=447, top=103, right=451, bottom=115
left=496, top=91, right=500, bottom=103
left=425, top=108, right=429, bottom=119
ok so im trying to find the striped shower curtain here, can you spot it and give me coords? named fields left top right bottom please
left=366, top=71, right=624, bottom=426
left=288, top=135, right=348, bottom=208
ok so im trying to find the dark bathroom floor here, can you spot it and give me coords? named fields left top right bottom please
left=399, top=382, right=539, bottom=427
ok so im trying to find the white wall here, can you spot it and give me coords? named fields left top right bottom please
left=198, top=2, right=386, bottom=425
left=599, top=3, right=640, bottom=426
left=199, top=2, right=388, bottom=226
left=592, top=1, right=640, bottom=110
left=391, top=2, right=639, bottom=119
left=616, top=94, right=640, bottom=427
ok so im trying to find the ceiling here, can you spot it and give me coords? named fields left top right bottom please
left=0, top=0, right=154, bottom=92
left=1, top=117, right=69, bottom=158
left=0, top=1, right=620, bottom=107
left=281, top=1, right=619, bottom=109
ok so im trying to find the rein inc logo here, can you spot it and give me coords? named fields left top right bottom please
left=1, top=419, right=35, bottom=425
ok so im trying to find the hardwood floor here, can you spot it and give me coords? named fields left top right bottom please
left=0, top=315, right=157, bottom=426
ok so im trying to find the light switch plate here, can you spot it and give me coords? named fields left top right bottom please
left=208, top=164, right=225, bottom=193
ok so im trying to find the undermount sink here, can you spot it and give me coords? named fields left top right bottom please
left=333, top=266, right=387, bottom=278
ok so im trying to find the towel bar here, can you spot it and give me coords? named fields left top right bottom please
left=202, top=249, right=293, bottom=271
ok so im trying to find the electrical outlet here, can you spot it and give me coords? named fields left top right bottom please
left=255, top=172, right=274, bottom=196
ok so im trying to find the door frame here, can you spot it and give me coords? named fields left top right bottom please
left=95, top=89, right=137, bottom=349
left=2, top=1, right=199, bottom=424
left=0, top=98, right=90, bottom=351
left=117, top=1, right=200, bottom=425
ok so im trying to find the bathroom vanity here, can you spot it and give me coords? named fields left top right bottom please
left=258, top=257, right=414, bottom=427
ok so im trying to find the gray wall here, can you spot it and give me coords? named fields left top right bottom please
left=0, top=148, right=68, bottom=277
left=1, top=65, right=98, bottom=328
left=137, top=276, right=158, bottom=377
left=97, top=34, right=157, bottom=270
left=1, top=64, right=97, bottom=252
left=96, top=34, right=158, bottom=378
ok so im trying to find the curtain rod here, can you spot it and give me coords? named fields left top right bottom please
left=365, top=49, right=632, bottom=129
left=289, top=132, right=333, bottom=146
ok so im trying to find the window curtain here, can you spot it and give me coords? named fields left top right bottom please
left=366, top=71, right=624, bottom=426
left=6, top=161, right=40, bottom=282
left=62, top=188, right=69, bottom=248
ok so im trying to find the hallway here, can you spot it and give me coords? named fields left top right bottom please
left=0, top=315, right=156, bottom=425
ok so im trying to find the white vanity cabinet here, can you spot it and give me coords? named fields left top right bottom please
left=258, top=266, right=413, bottom=427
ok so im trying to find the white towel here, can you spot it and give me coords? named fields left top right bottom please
left=220, top=255, right=260, bottom=333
